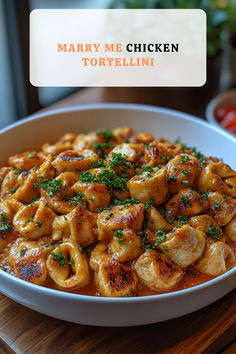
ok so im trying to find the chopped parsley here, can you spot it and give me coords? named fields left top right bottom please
left=162, top=245, right=168, bottom=252
left=14, top=168, right=21, bottom=175
left=40, top=177, right=63, bottom=196
left=0, top=213, right=11, bottom=233
left=105, top=212, right=114, bottom=220
left=35, top=221, right=42, bottom=228
left=20, top=248, right=26, bottom=256
left=180, top=155, right=190, bottom=164
left=33, top=183, right=39, bottom=189
left=1, top=267, right=7, bottom=271
left=180, top=196, right=190, bottom=205
left=69, top=258, right=74, bottom=266
left=68, top=192, right=85, bottom=206
left=51, top=250, right=67, bottom=267
left=177, top=216, right=188, bottom=227
left=154, top=230, right=167, bottom=246
left=114, top=230, right=124, bottom=244
left=214, top=201, right=221, bottom=209
left=136, top=166, right=154, bottom=175
left=10, top=188, right=16, bottom=194
left=205, top=225, right=222, bottom=241
left=79, top=169, right=128, bottom=192
left=168, top=176, right=177, bottom=182
left=108, top=153, right=131, bottom=169
left=27, top=154, right=35, bottom=159
left=182, top=169, right=190, bottom=175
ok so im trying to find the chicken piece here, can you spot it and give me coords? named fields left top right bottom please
left=165, top=189, right=208, bottom=220
left=207, top=191, right=236, bottom=227
left=89, top=243, right=109, bottom=272
left=13, top=201, right=56, bottom=239
left=109, top=228, right=143, bottom=262
left=9, top=238, right=47, bottom=285
left=198, top=162, right=236, bottom=197
left=167, top=154, right=200, bottom=194
left=109, top=143, right=144, bottom=164
left=72, top=180, right=111, bottom=212
left=42, top=133, right=75, bottom=155
left=144, top=141, right=174, bottom=166
left=127, top=167, right=169, bottom=206
left=195, top=242, right=235, bottom=276
left=52, top=206, right=97, bottom=246
left=224, top=216, right=236, bottom=242
left=0, top=169, right=20, bottom=199
left=52, top=149, right=98, bottom=174
left=10, top=170, right=40, bottom=204
left=134, top=249, right=183, bottom=290
left=146, top=206, right=174, bottom=232
left=189, top=214, right=225, bottom=244
left=97, top=203, right=145, bottom=242
left=8, top=151, right=46, bottom=170
left=46, top=239, right=90, bottom=289
left=161, top=225, right=205, bottom=267
left=112, top=127, right=136, bottom=144
left=95, top=260, right=137, bottom=297
left=40, top=172, right=80, bottom=214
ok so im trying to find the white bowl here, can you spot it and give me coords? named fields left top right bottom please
left=0, top=103, right=235, bottom=327
left=205, top=88, right=236, bottom=138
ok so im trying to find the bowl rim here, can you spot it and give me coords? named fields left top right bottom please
left=0, top=102, right=235, bottom=303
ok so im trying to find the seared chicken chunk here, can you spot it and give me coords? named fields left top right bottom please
left=127, top=167, right=169, bottom=206
left=9, top=238, right=47, bottom=285
left=195, top=242, right=235, bottom=276
left=109, top=228, right=143, bottom=262
left=95, top=260, right=137, bottom=297
left=97, top=203, right=145, bottom=242
left=189, top=214, right=225, bottom=244
left=72, top=180, right=111, bottom=212
left=161, top=225, right=205, bottom=267
left=167, top=154, right=200, bottom=194
left=144, top=141, right=174, bottom=166
left=134, top=250, right=183, bottom=290
left=146, top=206, right=174, bottom=232
left=165, top=189, right=208, bottom=220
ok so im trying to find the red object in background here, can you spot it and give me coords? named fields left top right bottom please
left=216, top=106, right=236, bottom=134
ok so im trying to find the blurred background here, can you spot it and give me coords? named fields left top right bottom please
left=0, top=0, right=236, bottom=129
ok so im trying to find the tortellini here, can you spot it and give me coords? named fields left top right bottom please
left=13, top=201, right=56, bottom=239
left=198, top=162, right=236, bottom=197
left=46, top=240, right=89, bottom=289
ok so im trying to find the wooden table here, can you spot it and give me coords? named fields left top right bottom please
left=1, top=87, right=235, bottom=353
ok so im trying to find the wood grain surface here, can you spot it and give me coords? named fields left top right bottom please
left=0, top=87, right=235, bottom=353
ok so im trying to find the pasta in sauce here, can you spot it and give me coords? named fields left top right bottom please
left=0, top=127, right=235, bottom=297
